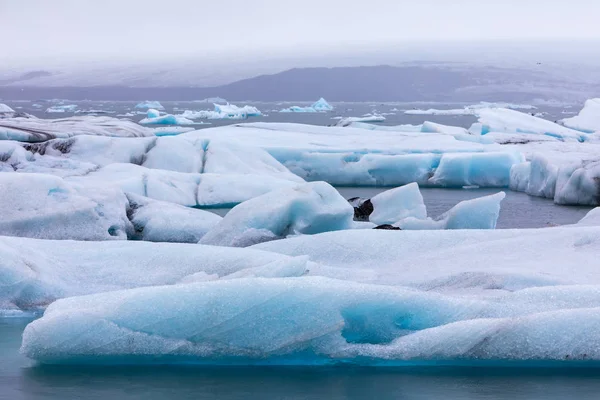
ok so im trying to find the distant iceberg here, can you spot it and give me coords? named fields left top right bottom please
left=560, top=98, right=600, bottom=133
left=193, top=97, right=228, bottom=103
left=180, top=103, right=261, bottom=120
left=0, top=103, right=15, bottom=113
left=280, top=98, right=333, bottom=113
left=45, top=104, right=77, bottom=113
left=135, top=101, right=164, bottom=110
left=405, top=102, right=537, bottom=116
left=335, top=114, right=386, bottom=126
left=139, top=109, right=195, bottom=125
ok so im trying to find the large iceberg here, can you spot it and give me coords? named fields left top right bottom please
left=0, top=116, right=153, bottom=142
left=0, top=234, right=310, bottom=313
left=127, top=194, right=222, bottom=243
left=135, top=101, right=164, bottom=110
left=22, top=274, right=600, bottom=365
left=335, top=114, right=386, bottom=126
left=472, top=108, right=588, bottom=142
left=199, top=181, right=354, bottom=247
left=182, top=123, right=523, bottom=188
left=0, top=103, right=15, bottom=114
left=0, top=173, right=132, bottom=241
left=561, top=98, right=600, bottom=133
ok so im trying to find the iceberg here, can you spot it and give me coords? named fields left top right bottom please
left=0, top=116, right=153, bottom=142
left=21, top=275, right=600, bottom=365
left=405, top=103, right=536, bottom=116
left=472, top=108, right=588, bottom=142
left=561, top=98, right=600, bottom=133
left=280, top=98, right=333, bottom=113
left=139, top=113, right=195, bottom=126
left=0, top=234, right=310, bottom=313
left=181, top=104, right=262, bottom=120
left=126, top=194, right=222, bottom=243
left=368, top=183, right=427, bottom=225
left=576, top=207, right=600, bottom=226
left=335, top=114, right=386, bottom=127
left=45, top=104, right=78, bottom=113
left=397, top=192, right=505, bottom=230
left=146, top=108, right=161, bottom=118
left=0, top=173, right=132, bottom=241
left=311, top=97, right=333, bottom=111
left=135, top=101, right=164, bottom=110
left=199, top=181, right=354, bottom=247
left=0, top=103, right=15, bottom=113
left=182, top=123, right=522, bottom=188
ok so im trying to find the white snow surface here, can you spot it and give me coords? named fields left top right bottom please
left=0, top=103, right=15, bottom=113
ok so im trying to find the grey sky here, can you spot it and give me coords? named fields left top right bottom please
left=2, top=0, right=599, bottom=66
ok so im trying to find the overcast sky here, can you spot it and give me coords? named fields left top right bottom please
left=2, top=0, right=599, bottom=66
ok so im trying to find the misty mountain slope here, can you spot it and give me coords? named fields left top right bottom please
left=1, top=64, right=597, bottom=102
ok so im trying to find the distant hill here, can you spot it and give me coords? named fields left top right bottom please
left=0, top=64, right=597, bottom=102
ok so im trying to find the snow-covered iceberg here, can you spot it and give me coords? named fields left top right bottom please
left=0, top=116, right=154, bottom=142
left=127, top=194, right=222, bottom=243
left=472, top=108, right=588, bottom=142
left=135, top=101, right=164, bottom=110
left=0, top=173, right=132, bottom=241
left=0, top=234, right=311, bottom=313
left=200, top=181, right=354, bottom=247
left=561, top=98, right=600, bottom=133
left=0, top=103, right=15, bottom=114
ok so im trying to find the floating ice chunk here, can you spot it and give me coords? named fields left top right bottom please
left=135, top=101, right=164, bottom=110
left=473, top=108, right=587, bottom=142
left=22, top=276, right=600, bottom=365
left=45, top=104, right=77, bottom=113
left=214, top=103, right=261, bottom=118
left=146, top=108, right=161, bottom=118
left=152, top=126, right=198, bottom=136
left=335, top=114, right=386, bottom=126
left=180, top=104, right=261, bottom=120
left=311, top=98, right=333, bottom=111
left=199, top=181, right=354, bottom=247
left=0, top=116, right=153, bottom=142
left=420, top=121, right=469, bottom=136
left=405, top=108, right=473, bottom=116
left=280, top=98, right=333, bottom=113
left=397, top=192, right=505, bottom=230
left=193, top=97, right=227, bottom=103
left=139, top=113, right=195, bottom=125
left=369, top=183, right=427, bottom=225
left=0, top=103, right=15, bottom=113
left=561, top=98, right=600, bottom=133
left=0, top=235, right=310, bottom=312
left=126, top=194, right=222, bottom=243
left=0, top=173, right=132, bottom=240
